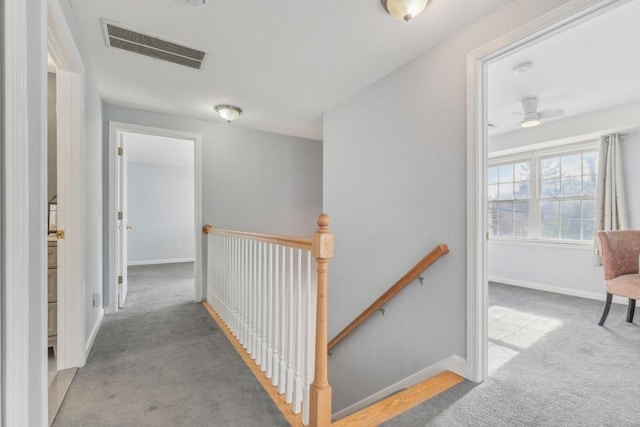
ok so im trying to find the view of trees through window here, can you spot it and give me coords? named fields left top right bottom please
left=488, top=147, right=598, bottom=241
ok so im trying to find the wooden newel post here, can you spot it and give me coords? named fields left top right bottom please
left=202, top=224, right=213, bottom=234
left=309, top=213, right=334, bottom=427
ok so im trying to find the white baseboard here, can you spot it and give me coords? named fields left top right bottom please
left=85, top=308, right=104, bottom=358
left=331, top=354, right=466, bottom=420
left=128, top=257, right=194, bottom=266
left=489, top=276, right=635, bottom=306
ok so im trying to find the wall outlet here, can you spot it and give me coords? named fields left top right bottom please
left=93, top=292, right=101, bottom=308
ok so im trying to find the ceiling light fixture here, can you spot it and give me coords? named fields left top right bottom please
left=186, top=0, right=207, bottom=6
left=512, top=61, right=532, bottom=75
left=215, top=105, right=242, bottom=122
left=381, top=0, right=429, bottom=22
left=521, top=114, right=541, bottom=128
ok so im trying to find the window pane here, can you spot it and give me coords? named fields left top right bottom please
left=582, top=199, right=595, bottom=220
left=498, top=183, right=513, bottom=200
left=513, top=201, right=529, bottom=220
left=583, top=151, right=598, bottom=176
left=498, top=202, right=513, bottom=220
left=583, top=220, right=595, bottom=241
left=514, top=181, right=530, bottom=199
left=560, top=200, right=581, bottom=220
left=488, top=166, right=499, bottom=185
left=488, top=184, right=498, bottom=201
left=498, top=220, right=513, bottom=237
left=561, top=154, right=582, bottom=177
left=582, top=174, right=597, bottom=196
left=540, top=201, right=559, bottom=219
left=489, top=220, right=498, bottom=237
left=514, top=220, right=529, bottom=237
left=514, top=162, right=530, bottom=182
left=561, top=176, right=581, bottom=196
left=541, top=157, right=559, bottom=179
left=498, top=164, right=514, bottom=183
left=561, top=220, right=581, bottom=240
left=541, top=220, right=560, bottom=239
left=541, top=178, right=559, bottom=197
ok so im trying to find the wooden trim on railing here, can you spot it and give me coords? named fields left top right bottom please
left=327, top=244, right=449, bottom=352
left=201, top=224, right=312, bottom=250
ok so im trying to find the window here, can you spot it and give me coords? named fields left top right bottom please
left=488, top=145, right=598, bottom=242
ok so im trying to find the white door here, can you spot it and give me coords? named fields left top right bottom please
left=116, top=132, right=129, bottom=307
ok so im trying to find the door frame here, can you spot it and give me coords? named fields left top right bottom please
left=107, top=121, right=203, bottom=313
left=465, top=0, right=629, bottom=383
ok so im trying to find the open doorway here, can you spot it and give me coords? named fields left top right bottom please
left=466, top=0, right=640, bottom=383
left=120, top=132, right=195, bottom=307
left=107, top=123, right=203, bottom=314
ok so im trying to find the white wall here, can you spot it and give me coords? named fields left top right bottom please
left=102, top=104, right=323, bottom=304
left=127, top=161, right=195, bottom=264
left=488, top=132, right=640, bottom=299
left=323, top=0, right=565, bottom=414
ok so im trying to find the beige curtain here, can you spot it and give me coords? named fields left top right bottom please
left=593, top=133, right=628, bottom=265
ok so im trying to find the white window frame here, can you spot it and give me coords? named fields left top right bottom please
left=488, top=139, right=599, bottom=245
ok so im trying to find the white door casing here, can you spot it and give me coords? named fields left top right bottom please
left=116, top=133, right=129, bottom=307
left=465, top=0, right=629, bottom=383
left=108, top=122, right=203, bottom=314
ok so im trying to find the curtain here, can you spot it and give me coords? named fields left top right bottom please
left=593, top=133, right=628, bottom=265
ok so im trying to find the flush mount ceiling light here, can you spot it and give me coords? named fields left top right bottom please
left=512, top=61, right=532, bottom=75
left=215, top=105, right=242, bottom=122
left=382, top=0, right=429, bottom=22
left=186, top=0, right=207, bottom=6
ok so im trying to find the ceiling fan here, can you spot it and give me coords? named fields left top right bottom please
left=516, top=97, right=564, bottom=128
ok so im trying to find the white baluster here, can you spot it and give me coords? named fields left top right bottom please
left=257, top=241, right=264, bottom=366
left=279, top=245, right=287, bottom=394
left=302, top=250, right=313, bottom=425
left=272, top=244, right=280, bottom=387
left=294, top=249, right=303, bottom=414
left=241, top=238, right=248, bottom=348
left=286, top=247, right=294, bottom=404
left=260, top=241, right=267, bottom=372
left=251, top=239, right=257, bottom=360
left=266, top=243, right=274, bottom=379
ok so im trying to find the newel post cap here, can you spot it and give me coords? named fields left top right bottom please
left=313, top=214, right=334, bottom=259
left=202, top=224, right=213, bottom=234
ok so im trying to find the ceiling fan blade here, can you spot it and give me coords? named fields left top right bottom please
left=539, top=108, right=564, bottom=119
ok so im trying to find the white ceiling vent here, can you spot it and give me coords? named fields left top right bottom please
left=101, top=19, right=206, bottom=70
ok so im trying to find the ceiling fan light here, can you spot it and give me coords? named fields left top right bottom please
left=215, top=105, right=242, bottom=122
left=521, top=118, right=541, bottom=128
left=382, top=0, right=429, bottom=22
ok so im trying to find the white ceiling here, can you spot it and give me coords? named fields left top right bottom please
left=124, top=132, right=194, bottom=168
left=488, top=0, right=640, bottom=135
left=69, top=0, right=512, bottom=141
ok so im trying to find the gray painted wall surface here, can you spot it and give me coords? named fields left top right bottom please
left=127, top=162, right=195, bottom=263
left=323, top=0, right=565, bottom=412
left=102, top=104, right=323, bottom=303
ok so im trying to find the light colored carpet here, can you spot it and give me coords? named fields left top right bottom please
left=53, top=262, right=288, bottom=427
left=383, top=282, right=640, bottom=426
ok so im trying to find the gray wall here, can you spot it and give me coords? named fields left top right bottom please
left=127, top=162, right=195, bottom=264
left=323, top=0, right=564, bottom=412
left=102, top=103, right=323, bottom=304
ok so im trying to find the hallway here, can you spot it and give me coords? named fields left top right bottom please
left=53, top=263, right=288, bottom=426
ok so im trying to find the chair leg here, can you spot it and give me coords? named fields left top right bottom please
left=599, top=293, right=613, bottom=326
left=627, top=299, right=636, bottom=323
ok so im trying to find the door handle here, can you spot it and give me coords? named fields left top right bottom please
left=126, top=224, right=133, bottom=231
left=56, top=229, right=65, bottom=240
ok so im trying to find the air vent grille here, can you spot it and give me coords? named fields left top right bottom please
left=102, top=20, right=206, bottom=70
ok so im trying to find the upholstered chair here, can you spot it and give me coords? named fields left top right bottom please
left=596, top=230, right=640, bottom=325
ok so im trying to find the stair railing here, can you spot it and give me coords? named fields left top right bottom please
left=327, top=244, right=449, bottom=352
left=202, top=214, right=333, bottom=427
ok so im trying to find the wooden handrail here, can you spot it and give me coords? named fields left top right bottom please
left=327, top=244, right=449, bottom=352
left=202, top=224, right=312, bottom=251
